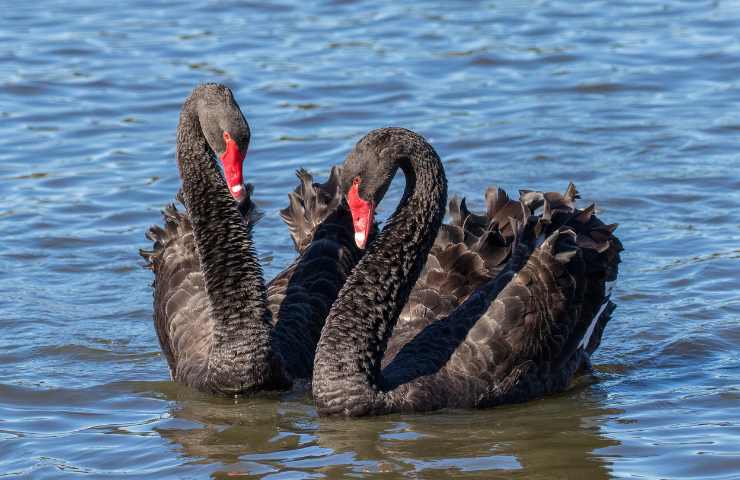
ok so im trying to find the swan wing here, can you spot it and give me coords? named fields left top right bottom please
left=268, top=169, right=366, bottom=378
left=140, top=188, right=263, bottom=384
left=141, top=202, right=213, bottom=383
left=385, top=187, right=529, bottom=365
left=382, top=185, right=622, bottom=409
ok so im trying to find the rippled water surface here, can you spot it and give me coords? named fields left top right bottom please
left=2, top=1, right=739, bottom=478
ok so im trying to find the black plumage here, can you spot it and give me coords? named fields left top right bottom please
left=140, top=84, right=362, bottom=394
left=312, top=127, right=622, bottom=416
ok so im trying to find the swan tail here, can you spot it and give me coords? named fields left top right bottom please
left=516, top=183, right=622, bottom=363
left=559, top=198, right=622, bottom=360
left=279, top=166, right=343, bottom=254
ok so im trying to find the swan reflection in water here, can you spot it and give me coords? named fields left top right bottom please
left=134, top=380, right=620, bottom=478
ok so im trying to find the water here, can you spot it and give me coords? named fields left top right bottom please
left=1, top=0, right=739, bottom=477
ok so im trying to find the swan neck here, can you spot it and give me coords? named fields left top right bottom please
left=313, top=136, right=447, bottom=415
left=176, top=102, right=278, bottom=390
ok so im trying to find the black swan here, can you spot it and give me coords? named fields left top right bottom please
left=140, top=84, right=362, bottom=394
left=312, top=128, right=622, bottom=416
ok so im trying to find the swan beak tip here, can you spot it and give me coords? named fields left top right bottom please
left=354, top=231, right=367, bottom=249
left=230, top=183, right=246, bottom=201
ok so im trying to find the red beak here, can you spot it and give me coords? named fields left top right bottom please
left=220, top=135, right=246, bottom=201
left=347, top=182, right=374, bottom=249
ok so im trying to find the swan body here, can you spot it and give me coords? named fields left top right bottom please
left=313, top=127, right=622, bottom=416
left=140, top=84, right=362, bottom=394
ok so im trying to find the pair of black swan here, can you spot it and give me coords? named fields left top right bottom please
left=141, top=84, right=622, bottom=416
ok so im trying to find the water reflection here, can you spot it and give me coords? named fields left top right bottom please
left=141, top=381, right=620, bottom=478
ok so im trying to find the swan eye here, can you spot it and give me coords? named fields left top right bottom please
left=223, top=131, right=232, bottom=143
left=352, top=177, right=361, bottom=186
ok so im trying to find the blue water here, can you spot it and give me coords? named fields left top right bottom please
left=1, top=1, right=739, bottom=478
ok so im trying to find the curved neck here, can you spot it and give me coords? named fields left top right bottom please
left=176, top=102, right=280, bottom=392
left=313, top=138, right=447, bottom=416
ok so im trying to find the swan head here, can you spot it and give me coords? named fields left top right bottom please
left=341, top=128, right=413, bottom=248
left=192, top=83, right=251, bottom=202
